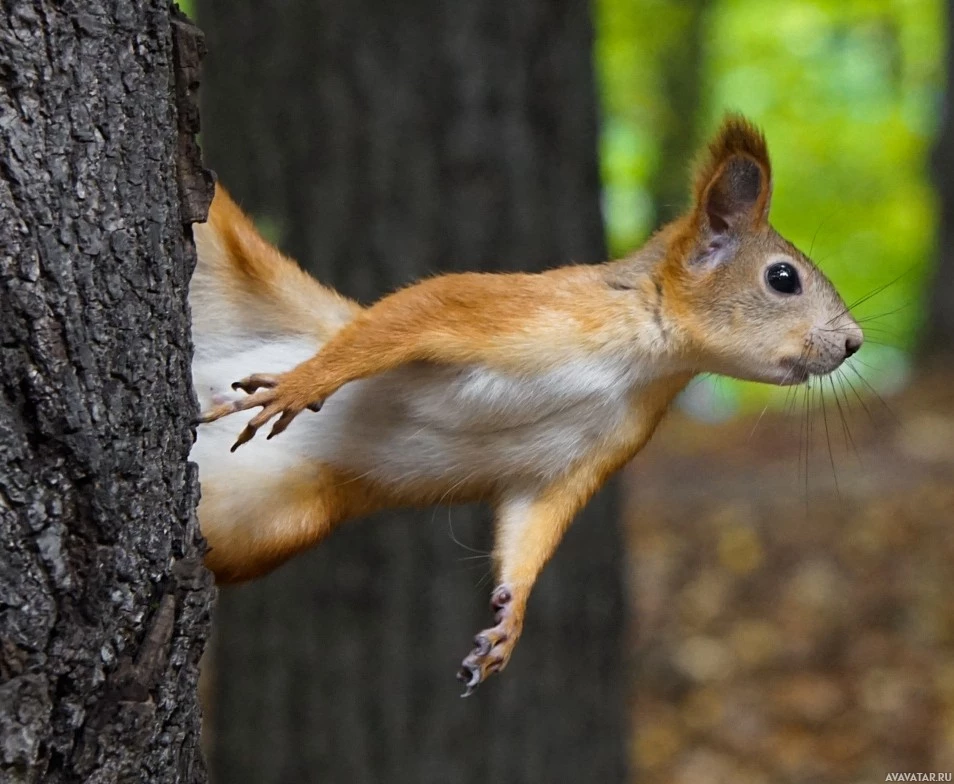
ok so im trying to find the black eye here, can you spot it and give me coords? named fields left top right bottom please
left=765, top=262, right=801, bottom=295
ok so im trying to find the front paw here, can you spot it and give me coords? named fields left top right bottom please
left=228, top=374, right=324, bottom=414
left=197, top=372, right=324, bottom=449
left=231, top=373, right=281, bottom=395
left=457, top=585, right=521, bottom=697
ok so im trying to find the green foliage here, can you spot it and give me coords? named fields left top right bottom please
left=188, top=0, right=942, bottom=410
left=596, top=0, right=945, bottom=411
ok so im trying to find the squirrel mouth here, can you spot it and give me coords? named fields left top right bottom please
left=777, top=358, right=812, bottom=385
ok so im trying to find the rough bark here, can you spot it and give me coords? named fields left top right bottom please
left=927, top=0, right=954, bottom=358
left=0, top=4, right=215, bottom=783
left=198, top=0, right=628, bottom=782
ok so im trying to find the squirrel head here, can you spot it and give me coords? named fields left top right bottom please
left=660, top=114, right=863, bottom=385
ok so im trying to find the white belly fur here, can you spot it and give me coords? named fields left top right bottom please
left=192, top=337, right=644, bottom=491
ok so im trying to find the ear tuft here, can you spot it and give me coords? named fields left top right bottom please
left=693, top=114, right=771, bottom=200
left=692, top=113, right=772, bottom=232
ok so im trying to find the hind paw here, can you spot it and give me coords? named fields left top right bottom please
left=457, top=585, right=522, bottom=697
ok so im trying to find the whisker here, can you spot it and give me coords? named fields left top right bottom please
left=781, top=347, right=814, bottom=501
left=436, top=469, right=490, bottom=558
left=750, top=358, right=801, bottom=439
left=792, top=384, right=808, bottom=484
left=457, top=553, right=492, bottom=562
left=808, top=208, right=840, bottom=259
left=830, top=372, right=860, bottom=463
left=749, top=399, right=774, bottom=440
left=839, top=371, right=867, bottom=469
left=828, top=267, right=915, bottom=325
left=853, top=304, right=912, bottom=324
left=814, top=324, right=899, bottom=337
left=476, top=567, right=495, bottom=590
left=812, top=326, right=902, bottom=349
left=849, top=357, right=882, bottom=372
left=785, top=379, right=802, bottom=417
left=820, top=378, right=840, bottom=499
left=854, top=338, right=904, bottom=350
left=841, top=370, right=876, bottom=426
left=802, top=382, right=811, bottom=514
left=447, top=525, right=488, bottom=557
left=855, top=329, right=902, bottom=342
left=845, top=362, right=899, bottom=424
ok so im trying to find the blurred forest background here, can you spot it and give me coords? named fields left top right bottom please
left=599, top=0, right=942, bottom=415
left=183, top=0, right=954, bottom=782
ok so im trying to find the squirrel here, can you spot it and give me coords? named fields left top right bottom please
left=191, top=114, right=863, bottom=696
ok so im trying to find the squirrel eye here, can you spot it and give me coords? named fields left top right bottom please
left=765, top=262, right=801, bottom=295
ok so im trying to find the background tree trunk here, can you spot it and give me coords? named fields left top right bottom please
left=198, top=0, right=628, bottom=782
left=927, top=0, right=954, bottom=359
left=0, top=5, right=214, bottom=782
left=647, top=0, right=709, bottom=223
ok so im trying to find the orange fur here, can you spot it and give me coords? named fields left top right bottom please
left=193, top=187, right=362, bottom=342
left=202, top=461, right=507, bottom=583
left=193, top=114, right=862, bottom=693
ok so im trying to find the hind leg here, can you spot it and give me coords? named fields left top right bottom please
left=456, top=474, right=602, bottom=696
left=198, top=464, right=348, bottom=583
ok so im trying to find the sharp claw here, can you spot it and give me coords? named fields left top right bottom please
left=231, top=424, right=256, bottom=451
left=197, top=401, right=237, bottom=424
left=232, top=374, right=279, bottom=394
left=457, top=664, right=481, bottom=698
left=457, top=585, right=519, bottom=695
left=268, top=410, right=297, bottom=439
left=473, top=634, right=491, bottom=657
left=306, top=401, right=323, bottom=412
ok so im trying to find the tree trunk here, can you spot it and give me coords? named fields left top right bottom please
left=646, top=0, right=708, bottom=224
left=927, top=0, right=954, bottom=358
left=198, top=1, right=628, bottom=782
left=0, top=5, right=215, bottom=783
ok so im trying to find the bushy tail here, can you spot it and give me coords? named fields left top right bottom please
left=190, top=186, right=361, bottom=409
left=190, top=186, right=362, bottom=581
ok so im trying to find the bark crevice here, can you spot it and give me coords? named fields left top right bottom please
left=0, top=4, right=214, bottom=782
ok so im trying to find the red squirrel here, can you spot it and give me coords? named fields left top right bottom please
left=192, top=115, right=863, bottom=695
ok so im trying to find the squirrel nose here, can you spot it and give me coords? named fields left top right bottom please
left=845, top=334, right=863, bottom=358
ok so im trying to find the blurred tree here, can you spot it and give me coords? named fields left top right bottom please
left=927, top=0, right=954, bottom=359
left=600, top=0, right=943, bottom=408
left=646, top=0, right=709, bottom=223
left=0, top=5, right=213, bottom=783
left=197, top=1, right=628, bottom=782
left=198, top=0, right=627, bottom=784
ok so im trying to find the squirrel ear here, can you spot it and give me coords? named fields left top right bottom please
left=693, top=114, right=772, bottom=235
